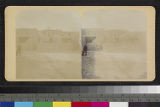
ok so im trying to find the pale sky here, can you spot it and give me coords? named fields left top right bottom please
left=82, top=9, right=147, bottom=32
left=16, top=9, right=147, bottom=32
left=16, top=9, right=81, bottom=32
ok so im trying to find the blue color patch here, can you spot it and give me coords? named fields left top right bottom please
left=0, top=102, right=14, bottom=107
left=15, top=102, right=33, bottom=107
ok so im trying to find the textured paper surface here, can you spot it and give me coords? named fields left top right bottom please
left=5, top=6, right=155, bottom=81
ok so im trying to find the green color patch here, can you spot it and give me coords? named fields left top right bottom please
left=34, top=102, right=52, bottom=107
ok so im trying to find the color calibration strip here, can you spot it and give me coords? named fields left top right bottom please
left=0, top=102, right=160, bottom=107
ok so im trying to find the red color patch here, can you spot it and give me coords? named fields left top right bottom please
left=72, top=102, right=91, bottom=107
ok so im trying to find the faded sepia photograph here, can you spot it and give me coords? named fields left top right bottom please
left=5, top=6, right=155, bottom=81
left=16, top=10, right=82, bottom=79
left=82, top=9, right=147, bottom=79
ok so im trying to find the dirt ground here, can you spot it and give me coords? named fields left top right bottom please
left=16, top=52, right=81, bottom=79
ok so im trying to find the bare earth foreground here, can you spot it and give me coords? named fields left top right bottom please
left=17, top=51, right=146, bottom=80
left=16, top=52, right=81, bottom=79
left=82, top=51, right=146, bottom=80
left=94, top=52, right=146, bottom=79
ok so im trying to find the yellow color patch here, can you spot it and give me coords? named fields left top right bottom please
left=53, top=102, right=71, bottom=107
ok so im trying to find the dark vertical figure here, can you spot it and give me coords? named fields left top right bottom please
left=81, top=29, right=101, bottom=79
left=16, top=44, right=22, bottom=56
left=82, top=43, right=88, bottom=56
left=129, top=102, right=149, bottom=107
left=148, top=102, right=160, bottom=107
